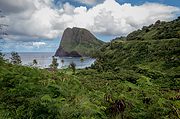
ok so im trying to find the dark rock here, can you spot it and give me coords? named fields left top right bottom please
left=55, top=46, right=82, bottom=57
left=55, top=46, right=69, bottom=57
left=55, top=27, right=104, bottom=57
left=69, top=51, right=82, bottom=57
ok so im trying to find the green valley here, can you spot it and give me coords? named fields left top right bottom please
left=0, top=17, right=180, bottom=119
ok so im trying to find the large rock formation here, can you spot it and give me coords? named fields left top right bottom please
left=55, top=27, right=104, bottom=57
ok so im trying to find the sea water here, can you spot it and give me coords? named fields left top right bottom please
left=4, top=52, right=96, bottom=69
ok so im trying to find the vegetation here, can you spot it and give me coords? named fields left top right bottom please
left=126, top=18, right=180, bottom=41
left=0, top=51, right=4, bottom=60
left=61, top=59, right=64, bottom=68
left=0, top=17, right=179, bottom=119
left=50, top=56, right=59, bottom=71
left=69, top=62, right=76, bottom=74
left=33, top=59, right=38, bottom=66
left=10, top=52, right=22, bottom=65
left=80, top=57, right=84, bottom=67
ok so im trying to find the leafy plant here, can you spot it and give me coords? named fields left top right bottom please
left=50, top=56, right=59, bottom=71
left=10, top=52, right=22, bottom=65
left=69, top=62, right=76, bottom=74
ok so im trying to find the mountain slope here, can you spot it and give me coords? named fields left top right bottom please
left=92, top=17, right=180, bottom=89
left=55, top=27, right=104, bottom=57
left=85, top=18, right=180, bottom=118
left=127, top=17, right=180, bottom=41
left=0, top=18, right=180, bottom=119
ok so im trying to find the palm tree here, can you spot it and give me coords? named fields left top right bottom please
left=50, top=56, right=59, bottom=71
left=80, top=57, right=84, bottom=68
left=61, top=59, right=64, bottom=68
left=10, top=52, right=22, bottom=65
left=33, top=59, right=38, bottom=66
left=69, top=62, right=76, bottom=74
left=0, top=51, right=5, bottom=63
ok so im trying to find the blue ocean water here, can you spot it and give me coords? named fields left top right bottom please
left=4, top=52, right=96, bottom=69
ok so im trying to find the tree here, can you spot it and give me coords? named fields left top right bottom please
left=10, top=52, right=22, bottom=64
left=50, top=56, right=59, bottom=71
left=110, top=40, right=113, bottom=49
left=0, top=51, right=4, bottom=59
left=69, top=62, right=76, bottom=74
left=0, top=51, right=5, bottom=63
left=33, top=59, right=38, bottom=66
left=155, top=20, right=161, bottom=26
left=61, top=59, right=64, bottom=68
left=80, top=57, right=84, bottom=67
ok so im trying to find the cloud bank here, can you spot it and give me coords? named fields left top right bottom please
left=0, top=0, right=179, bottom=41
left=75, top=0, right=105, bottom=5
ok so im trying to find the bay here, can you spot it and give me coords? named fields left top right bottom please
left=4, top=52, right=96, bottom=69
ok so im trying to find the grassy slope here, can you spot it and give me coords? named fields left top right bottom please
left=77, top=39, right=180, bottom=119
left=0, top=62, right=108, bottom=119
left=84, top=18, right=180, bottom=118
left=127, top=18, right=180, bottom=41
left=0, top=18, right=180, bottom=119
left=1, top=60, right=179, bottom=119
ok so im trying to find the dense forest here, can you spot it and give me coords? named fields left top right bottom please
left=0, top=18, right=179, bottom=119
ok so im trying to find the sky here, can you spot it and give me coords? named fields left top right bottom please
left=0, top=0, right=180, bottom=52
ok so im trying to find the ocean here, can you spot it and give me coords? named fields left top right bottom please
left=4, top=52, right=96, bottom=69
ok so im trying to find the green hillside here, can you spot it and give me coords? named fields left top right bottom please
left=92, top=38, right=180, bottom=88
left=0, top=59, right=108, bottom=119
left=88, top=18, right=180, bottom=118
left=127, top=17, right=180, bottom=41
left=55, top=27, right=105, bottom=57
left=0, top=18, right=180, bottom=119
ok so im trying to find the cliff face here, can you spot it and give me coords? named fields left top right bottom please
left=55, top=27, right=104, bottom=57
left=55, top=46, right=82, bottom=57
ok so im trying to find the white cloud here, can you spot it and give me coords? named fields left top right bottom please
left=63, top=2, right=75, bottom=14
left=75, top=0, right=103, bottom=5
left=0, top=0, right=36, bottom=15
left=1, top=0, right=179, bottom=41
left=66, top=0, right=179, bottom=36
left=33, top=42, right=46, bottom=48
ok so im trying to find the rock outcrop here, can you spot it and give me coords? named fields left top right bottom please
left=55, top=27, right=104, bottom=57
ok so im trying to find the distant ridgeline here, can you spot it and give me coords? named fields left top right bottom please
left=126, top=17, right=180, bottom=41
left=55, top=27, right=104, bottom=57
left=92, top=17, right=180, bottom=89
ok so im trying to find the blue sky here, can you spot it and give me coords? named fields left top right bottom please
left=55, top=0, right=180, bottom=7
left=52, top=0, right=180, bottom=8
left=117, top=0, right=180, bottom=6
left=0, top=0, right=180, bottom=52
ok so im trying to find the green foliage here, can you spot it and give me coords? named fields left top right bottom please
left=0, top=51, right=5, bottom=64
left=0, top=62, right=107, bottom=119
left=93, top=39, right=180, bottom=73
left=61, top=59, right=64, bottom=68
left=127, top=17, right=180, bottom=41
left=77, top=69, right=179, bottom=119
left=50, top=56, right=59, bottom=71
left=33, top=59, right=38, bottom=65
left=0, top=18, right=180, bottom=119
left=80, top=57, right=84, bottom=63
left=69, top=62, right=76, bottom=74
left=10, top=52, right=22, bottom=65
left=87, top=17, right=180, bottom=118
